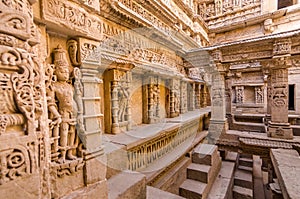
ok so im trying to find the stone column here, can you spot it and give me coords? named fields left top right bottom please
left=203, top=84, right=208, bottom=107
left=77, top=38, right=106, bottom=185
left=208, top=63, right=227, bottom=144
left=144, top=75, right=160, bottom=124
left=168, top=79, right=180, bottom=118
left=111, top=80, right=120, bottom=134
left=188, top=82, right=195, bottom=111
left=267, top=39, right=293, bottom=139
left=195, top=83, right=201, bottom=109
left=180, top=81, right=188, bottom=114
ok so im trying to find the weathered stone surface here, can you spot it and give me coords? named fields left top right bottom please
left=271, top=149, right=300, bottom=199
left=146, top=186, right=185, bottom=199
left=108, top=171, right=146, bottom=199
left=192, top=144, right=220, bottom=166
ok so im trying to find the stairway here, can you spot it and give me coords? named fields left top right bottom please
left=179, top=144, right=222, bottom=199
left=233, top=153, right=254, bottom=199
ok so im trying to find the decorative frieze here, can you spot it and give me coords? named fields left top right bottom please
left=273, top=39, right=291, bottom=56
left=111, top=0, right=171, bottom=36
left=199, top=0, right=261, bottom=29
left=42, top=0, right=102, bottom=39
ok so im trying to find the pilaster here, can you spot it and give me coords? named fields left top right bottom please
left=267, top=39, right=293, bottom=139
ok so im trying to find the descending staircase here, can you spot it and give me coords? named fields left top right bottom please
left=233, top=153, right=254, bottom=199
left=179, top=144, right=222, bottom=199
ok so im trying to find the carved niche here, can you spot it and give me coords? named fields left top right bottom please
left=109, top=69, right=132, bottom=134
left=255, top=86, right=263, bottom=104
left=235, top=86, right=244, bottom=104
left=46, top=45, right=84, bottom=178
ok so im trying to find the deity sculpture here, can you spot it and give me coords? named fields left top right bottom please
left=47, top=45, right=83, bottom=163
left=118, top=82, right=129, bottom=122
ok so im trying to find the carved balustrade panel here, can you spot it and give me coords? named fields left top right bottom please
left=127, top=119, right=199, bottom=171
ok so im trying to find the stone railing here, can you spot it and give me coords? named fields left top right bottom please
left=127, top=118, right=200, bottom=171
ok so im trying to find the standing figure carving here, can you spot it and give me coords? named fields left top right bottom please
left=47, top=45, right=82, bottom=163
left=118, top=82, right=129, bottom=122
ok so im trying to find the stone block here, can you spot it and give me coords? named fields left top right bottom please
left=234, top=170, right=253, bottom=189
left=179, top=179, right=208, bottom=199
left=84, top=154, right=107, bottom=185
left=207, top=161, right=236, bottom=199
left=61, top=180, right=108, bottom=199
left=147, top=186, right=185, bottom=199
left=108, top=171, right=146, bottom=199
left=232, top=185, right=253, bottom=199
left=187, top=158, right=221, bottom=185
left=268, top=123, right=293, bottom=139
left=192, top=144, right=219, bottom=166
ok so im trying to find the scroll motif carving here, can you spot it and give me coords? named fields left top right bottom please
left=0, top=45, right=42, bottom=134
left=0, top=148, right=31, bottom=185
left=67, top=39, right=81, bottom=66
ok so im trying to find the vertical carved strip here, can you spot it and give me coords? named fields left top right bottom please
left=111, top=81, right=120, bottom=134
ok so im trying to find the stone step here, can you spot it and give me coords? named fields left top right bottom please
left=238, top=165, right=253, bottom=173
left=234, top=169, right=253, bottom=189
left=192, top=144, right=219, bottom=166
left=225, top=151, right=238, bottom=162
left=207, top=161, right=236, bottom=199
left=233, top=185, right=253, bottom=199
left=187, top=163, right=211, bottom=183
left=239, top=153, right=253, bottom=159
left=179, top=179, right=209, bottom=199
left=239, top=158, right=253, bottom=167
left=108, top=171, right=146, bottom=199
left=147, top=186, right=185, bottom=199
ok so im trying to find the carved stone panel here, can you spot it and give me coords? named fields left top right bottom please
left=143, top=76, right=161, bottom=124
left=167, top=79, right=180, bottom=118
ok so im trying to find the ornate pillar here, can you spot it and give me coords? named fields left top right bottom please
left=188, top=83, right=195, bottom=111
left=143, top=75, right=160, bottom=124
left=202, top=84, right=208, bottom=107
left=67, top=38, right=107, bottom=187
left=180, top=81, right=188, bottom=113
left=208, top=50, right=227, bottom=143
left=195, top=83, right=201, bottom=109
left=168, top=79, right=180, bottom=118
left=267, top=39, right=293, bottom=139
left=106, top=69, right=132, bottom=133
